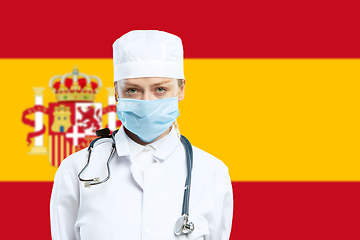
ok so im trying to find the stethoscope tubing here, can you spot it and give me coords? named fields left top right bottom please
left=78, top=130, right=118, bottom=187
left=180, top=135, right=193, bottom=216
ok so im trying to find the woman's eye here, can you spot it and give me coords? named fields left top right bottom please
left=156, top=87, right=166, bottom=93
left=126, top=88, right=137, bottom=94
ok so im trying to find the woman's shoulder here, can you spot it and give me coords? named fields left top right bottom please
left=59, top=147, right=88, bottom=169
left=59, top=138, right=114, bottom=170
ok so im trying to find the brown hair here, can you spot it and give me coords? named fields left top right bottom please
left=177, top=79, right=184, bottom=87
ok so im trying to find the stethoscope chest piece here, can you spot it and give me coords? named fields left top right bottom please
left=174, top=214, right=194, bottom=236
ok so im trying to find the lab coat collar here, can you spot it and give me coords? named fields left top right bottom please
left=114, top=125, right=131, bottom=158
left=126, top=132, right=167, bottom=161
left=126, top=136, right=147, bottom=161
left=114, top=125, right=179, bottom=162
left=153, top=126, right=179, bottom=162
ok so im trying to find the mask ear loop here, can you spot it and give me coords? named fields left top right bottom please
left=173, top=120, right=181, bottom=141
left=174, top=88, right=181, bottom=141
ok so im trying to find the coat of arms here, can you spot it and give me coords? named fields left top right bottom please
left=22, top=67, right=121, bottom=167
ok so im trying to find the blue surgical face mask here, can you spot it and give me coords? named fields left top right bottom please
left=116, top=97, right=180, bottom=143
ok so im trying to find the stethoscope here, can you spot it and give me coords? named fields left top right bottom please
left=78, top=128, right=195, bottom=236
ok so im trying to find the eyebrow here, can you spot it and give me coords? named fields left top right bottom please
left=151, top=80, right=172, bottom=86
left=121, top=82, right=141, bottom=88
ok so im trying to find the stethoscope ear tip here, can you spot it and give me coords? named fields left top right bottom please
left=84, top=177, right=100, bottom=188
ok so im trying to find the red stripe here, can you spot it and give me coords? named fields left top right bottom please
left=70, top=140, right=73, bottom=156
left=0, top=182, right=52, bottom=240
left=57, top=135, right=61, bottom=167
left=1, top=0, right=359, bottom=58
left=1, top=182, right=359, bottom=239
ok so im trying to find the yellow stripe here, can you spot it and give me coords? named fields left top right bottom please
left=54, top=136, right=58, bottom=168
left=1, top=59, right=360, bottom=181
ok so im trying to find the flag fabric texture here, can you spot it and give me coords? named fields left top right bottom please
left=1, top=1, right=360, bottom=239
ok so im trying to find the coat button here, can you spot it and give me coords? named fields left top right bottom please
left=144, top=227, right=151, bottom=234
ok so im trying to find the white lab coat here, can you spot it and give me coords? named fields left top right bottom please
left=50, top=126, right=233, bottom=240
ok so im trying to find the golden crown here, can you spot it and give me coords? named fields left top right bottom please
left=54, top=105, right=71, bottom=114
left=49, top=67, right=102, bottom=102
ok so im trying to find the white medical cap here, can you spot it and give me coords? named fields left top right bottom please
left=113, top=30, right=185, bottom=82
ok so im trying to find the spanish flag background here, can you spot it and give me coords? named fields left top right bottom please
left=1, top=0, right=360, bottom=239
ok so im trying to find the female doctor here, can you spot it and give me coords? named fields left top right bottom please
left=50, top=30, right=233, bottom=240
